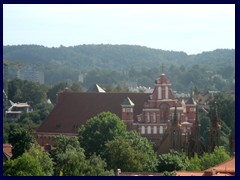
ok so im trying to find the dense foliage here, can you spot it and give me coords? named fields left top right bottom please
left=78, top=112, right=127, bottom=156
left=7, top=79, right=48, bottom=108
left=8, top=128, right=36, bottom=159
left=104, top=131, right=158, bottom=172
left=50, top=135, right=113, bottom=176
left=158, top=146, right=230, bottom=173
left=157, top=150, right=190, bottom=172
left=188, top=146, right=231, bottom=171
left=4, top=146, right=53, bottom=176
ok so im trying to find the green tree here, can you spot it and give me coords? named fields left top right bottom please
left=103, top=131, right=157, bottom=172
left=8, top=79, right=48, bottom=108
left=4, top=146, right=53, bottom=176
left=162, top=171, right=176, bottom=176
left=56, top=146, right=88, bottom=176
left=51, top=135, right=112, bottom=176
left=47, top=82, right=68, bottom=104
left=187, top=153, right=201, bottom=171
left=34, top=102, right=54, bottom=121
left=157, top=150, right=190, bottom=172
left=27, top=146, right=54, bottom=176
left=8, top=127, right=36, bottom=159
left=104, top=138, right=146, bottom=172
left=123, top=131, right=158, bottom=171
left=199, top=146, right=230, bottom=170
left=70, top=82, right=83, bottom=92
left=86, top=153, right=114, bottom=176
left=78, top=112, right=127, bottom=157
left=51, top=135, right=82, bottom=175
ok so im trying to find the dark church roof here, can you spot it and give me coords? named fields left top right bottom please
left=37, top=91, right=150, bottom=134
left=186, top=96, right=197, bottom=105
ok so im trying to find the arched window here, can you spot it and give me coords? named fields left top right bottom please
left=141, top=126, right=145, bottom=134
left=153, top=112, right=156, bottom=122
left=158, top=86, right=162, bottom=99
left=153, top=126, right=157, bottom=134
left=165, top=86, right=169, bottom=99
left=159, top=126, right=163, bottom=134
left=145, top=112, right=150, bottom=122
left=147, top=126, right=151, bottom=134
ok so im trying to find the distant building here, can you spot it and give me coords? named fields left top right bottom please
left=37, top=74, right=219, bottom=156
left=3, top=144, right=12, bottom=163
left=17, top=65, right=44, bottom=84
left=6, top=102, right=32, bottom=121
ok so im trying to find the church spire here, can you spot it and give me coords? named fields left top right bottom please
left=187, top=103, right=205, bottom=157
left=161, top=64, right=165, bottom=74
left=172, top=104, right=178, bottom=126
left=209, top=102, right=221, bottom=153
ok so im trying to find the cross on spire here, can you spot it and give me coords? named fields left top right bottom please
left=161, top=64, right=165, bottom=74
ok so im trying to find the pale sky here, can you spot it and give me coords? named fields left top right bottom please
left=3, top=4, right=235, bottom=55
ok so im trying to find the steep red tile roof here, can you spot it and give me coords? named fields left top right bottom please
left=37, top=92, right=150, bottom=134
left=204, top=157, right=235, bottom=175
left=176, top=171, right=204, bottom=176
left=118, top=172, right=162, bottom=176
left=3, top=144, right=12, bottom=157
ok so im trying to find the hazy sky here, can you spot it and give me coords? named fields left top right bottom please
left=3, top=4, right=235, bottom=55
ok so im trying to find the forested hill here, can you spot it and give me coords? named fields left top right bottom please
left=3, top=44, right=234, bottom=71
left=3, top=45, right=235, bottom=92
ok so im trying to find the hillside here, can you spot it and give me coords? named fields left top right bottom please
left=3, top=44, right=234, bottom=70
left=3, top=45, right=235, bottom=92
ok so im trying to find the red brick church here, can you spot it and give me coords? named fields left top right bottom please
left=36, top=73, right=211, bottom=155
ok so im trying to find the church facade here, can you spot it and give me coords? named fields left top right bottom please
left=36, top=73, right=214, bottom=155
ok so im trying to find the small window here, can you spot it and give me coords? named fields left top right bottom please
left=153, top=126, right=157, bottom=134
left=126, top=108, right=132, bottom=112
left=145, top=112, right=150, bottom=122
left=190, top=108, right=195, bottom=112
left=159, top=126, right=163, bottom=134
left=153, top=113, right=156, bottom=122
left=147, top=126, right=151, bottom=134
left=141, top=126, right=145, bottom=134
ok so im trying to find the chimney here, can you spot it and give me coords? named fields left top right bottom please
left=115, top=169, right=121, bottom=176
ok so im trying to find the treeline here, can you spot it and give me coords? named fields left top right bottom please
left=4, top=112, right=231, bottom=176
left=3, top=45, right=235, bottom=92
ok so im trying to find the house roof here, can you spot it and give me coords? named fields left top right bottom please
left=204, top=157, right=235, bottom=174
left=118, top=172, right=162, bottom=176
left=3, top=144, right=12, bottom=158
left=176, top=171, right=204, bottom=176
left=37, top=92, right=150, bottom=134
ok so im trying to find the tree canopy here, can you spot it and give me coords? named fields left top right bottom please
left=8, top=127, right=36, bottom=159
left=50, top=135, right=113, bottom=176
left=78, top=112, right=127, bottom=157
left=157, top=150, right=190, bottom=172
left=4, top=146, right=53, bottom=176
left=104, top=131, right=157, bottom=172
